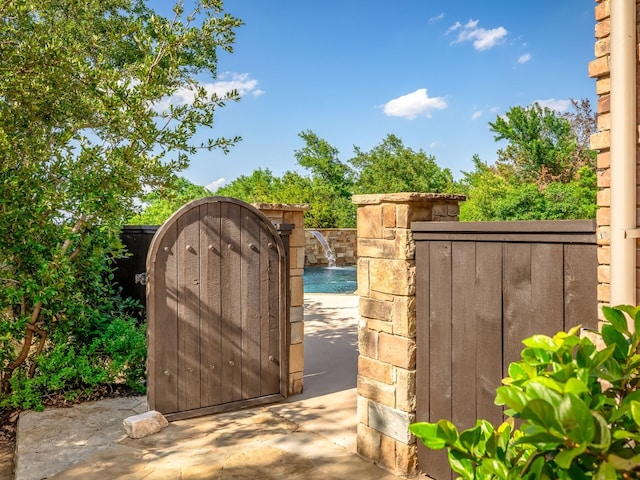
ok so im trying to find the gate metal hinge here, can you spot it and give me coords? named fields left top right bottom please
left=135, top=272, right=148, bottom=286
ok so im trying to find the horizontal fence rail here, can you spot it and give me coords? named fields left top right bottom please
left=411, top=220, right=597, bottom=480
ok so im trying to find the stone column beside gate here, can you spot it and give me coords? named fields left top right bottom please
left=255, top=203, right=309, bottom=396
left=352, top=193, right=465, bottom=475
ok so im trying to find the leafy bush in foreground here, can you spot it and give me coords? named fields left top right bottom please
left=410, top=305, right=640, bottom=479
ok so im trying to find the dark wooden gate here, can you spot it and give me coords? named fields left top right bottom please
left=146, top=197, right=289, bottom=421
left=412, top=220, right=598, bottom=479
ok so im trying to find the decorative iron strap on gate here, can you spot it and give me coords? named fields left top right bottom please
left=146, top=197, right=290, bottom=421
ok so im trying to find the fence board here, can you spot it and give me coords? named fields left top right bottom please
left=474, top=242, right=503, bottom=426
left=415, top=242, right=431, bottom=472
left=564, top=244, right=598, bottom=329
left=451, top=242, right=477, bottom=431
left=427, top=241, right=454, bottom=480
left=412, top=220, right=597, bottom=480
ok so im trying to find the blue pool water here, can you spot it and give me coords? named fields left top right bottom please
left=303, top=266, right=357, bottom=293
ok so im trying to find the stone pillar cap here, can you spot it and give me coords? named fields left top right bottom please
left=352, top=192, right=466, bottom=205
left=253, top=203, right=310, bottom=211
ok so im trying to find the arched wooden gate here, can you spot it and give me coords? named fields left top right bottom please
left=146, top=197, right=289, bottom=421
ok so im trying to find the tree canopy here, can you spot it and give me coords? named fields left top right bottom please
left=0, top=0, right=241, bottom=405
left=460, top=100, right=597, bottom=221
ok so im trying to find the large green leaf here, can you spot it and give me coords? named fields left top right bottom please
left=523, top=334, right=557, bottom=351
left=602, top=306, right=630, bottom=336
left=448, top=449, right=476, bottom=479
left=594, top=461, right=617, bottom=480
left=601, top=324, right=629, bottom=361
left=558, top=394, right=595, bottom=444
left=521, top=398, right=565, bottom=434
left=409, top=422, right=448, bottom=449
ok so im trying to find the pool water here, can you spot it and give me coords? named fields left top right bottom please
left=303, top=266, right=357, bottom=294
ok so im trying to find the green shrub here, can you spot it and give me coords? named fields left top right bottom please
left=410, top=305, right=640, bottom=479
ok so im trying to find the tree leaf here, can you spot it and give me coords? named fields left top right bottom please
left=409, top=422, right=448, bottom=449
left=554, top=444, right=586, bottom=469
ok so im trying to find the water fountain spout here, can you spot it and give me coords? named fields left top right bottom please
left=310, top=230, right=337, bottom=267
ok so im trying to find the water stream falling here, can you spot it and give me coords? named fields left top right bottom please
left=309, top=230, right=337, bottom=267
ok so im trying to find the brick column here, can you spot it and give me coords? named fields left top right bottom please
left=589, top=0, right=640, bottom=316
left=352, top=193, right=464, bottom=476
left=255, top=203, right=309, bottom=395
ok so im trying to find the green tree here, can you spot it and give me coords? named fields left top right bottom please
left=0, top=0, right=241, bottom=405
left=130, top=177, right=211, bottom=225
left=294, top=130, right=356, bottom=227
left=461, top=101, right=597, bottom=221
left=489, top=101, right=592, bottom=185
left=350, top=134, right=455, bottom=194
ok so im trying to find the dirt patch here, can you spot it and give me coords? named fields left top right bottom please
left=0, top=384, right=142, bottom=479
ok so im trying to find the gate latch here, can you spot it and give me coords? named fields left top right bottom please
left=135, top=272, right=148, bottom=286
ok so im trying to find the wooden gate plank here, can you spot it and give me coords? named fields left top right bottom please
left=475, top=242, right=503, bottom=426
left=564, top=244, right=598, bottom=330
left=176, top=206, right=202, bottom=411
left=221, top=202, right=243, bottom=403
left=149, top=221, right=179, bottom=414
left=200, top=201, right=223, bottom=406
left=241, top=210, right=262, bottom=399
left=451, top=242, right=477, bottom=431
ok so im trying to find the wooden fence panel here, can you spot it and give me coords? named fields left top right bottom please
left=413, top=220, right=597, bottom=480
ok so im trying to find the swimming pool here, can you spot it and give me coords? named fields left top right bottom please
left=303, top=266, right=357, bottom=294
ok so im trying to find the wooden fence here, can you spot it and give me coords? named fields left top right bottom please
left=411, top=220, right=598, bottom=479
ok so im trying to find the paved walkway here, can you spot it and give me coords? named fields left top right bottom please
left=15, top=294, right=414, bottom=479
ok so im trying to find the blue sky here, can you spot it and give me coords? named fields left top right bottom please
left=168, top=1, right=597, bottom=191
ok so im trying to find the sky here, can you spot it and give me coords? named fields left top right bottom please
left=162, top=1, right=597, bottom=191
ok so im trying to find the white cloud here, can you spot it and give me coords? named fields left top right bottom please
left=154, top=73, right=263, bottom=111
left=429, top=141, right=444, bottom=149
left=449, top=19, right=508, bottom=51
left=383, top=88, right=447, bottom=120
left=535, top=98, right=572, bottom=112
left=517, top=53, right=532, bottom=64
left=471, top=110, right=483, bottom=120
left=205, top=178, right=226, bottom=192
left=429, top=13, right=445, bottom=23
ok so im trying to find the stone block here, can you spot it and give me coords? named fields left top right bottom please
left=394, top=230, right=415, bottom=260
left=396, top=442, right=418, bottom=476
left=370, top=259, right=415, bottom=296
left=123, top=410, right=168, bottom=439
left=357, top=375, right=396, bottom=408
left=357, top=205, right=383, bottom=239
left=290, top=305, right=303, bottom=324
left=357, top=238, right=396, bottom=259
left=289, top=370, right=303, bottom=395
left=598, top=245, right=610, bottom=265
left=598, top=93, right=611, bottom=115
left=589, top=56, right=609, bottom=79
left=597, top=188, right=610, bottom=207
left=291, top=321, right=304, bottom=344
left=358, top=356, right=393, bottom=384
left=597, top=207, right=610, bottom=227
left=594, top=18, right=610, bottom=39
left=366, top=319, right=394, bottom=334
left=289, top=342, right=304, bottom=373
left=357, top=423, right=381, bottom=463
left=357, top=259, right=370, bottom=296
left=359, top=329, right=379, bottom=359
left=380, top=434, right=396, bottom=472
left=368, top=402, right=415, bottom=444
left=290, top=275, right=304, bottom=307
left=357, top=396, right=370, bottom=425
left=383, top=204, right=396, bottom=228
left=596, top=77, right=610, bottom=95
left=395, top=368, right=417, bottom=412
left=360, top=297, right=393, bottom=321
left=392, top=296, right=417, bottom=338
left=289, top=225, right=305, bottom=247
left=379, top=333, right=416, bottom=370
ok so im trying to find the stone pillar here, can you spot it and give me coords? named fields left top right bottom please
left=352, top=193, right=465, bottom=476
left=254, top=203, right=309, bottom=395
